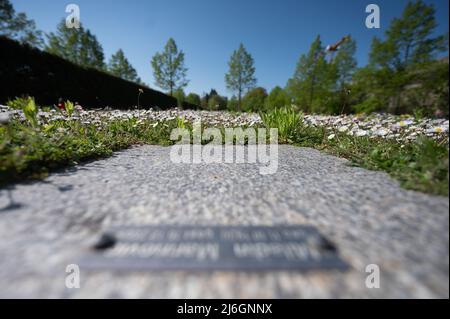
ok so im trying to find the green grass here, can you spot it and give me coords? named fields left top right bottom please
left=1, top=100, right=448, bottom=196
left=324, top=133, right=448, bottom=195
left=0, top=117, right=177, bottom=187
left=260, top=108, right=449, bottom=196
left=259, top=107, right=303, bottom=143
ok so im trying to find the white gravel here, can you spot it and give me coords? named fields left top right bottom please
left=1, top=105, right=448, bottom=144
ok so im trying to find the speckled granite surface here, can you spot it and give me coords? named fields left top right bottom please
left=0, top=145, right=448, bottom=298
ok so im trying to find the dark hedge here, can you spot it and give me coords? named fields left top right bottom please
left=0, top=36, right=199, bottom=110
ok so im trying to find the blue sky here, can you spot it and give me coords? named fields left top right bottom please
left=11, top=0, right=449, bottom=97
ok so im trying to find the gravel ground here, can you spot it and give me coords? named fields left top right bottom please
left=1, top=105, right=448, bottom=144
left=0, top=145, right=448, bottom=298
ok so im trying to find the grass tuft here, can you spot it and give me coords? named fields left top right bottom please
left=260, top=107, right=303, bottom=143
left=260, top=107, right=449, bottom=196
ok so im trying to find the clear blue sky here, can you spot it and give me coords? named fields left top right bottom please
left=11, top=0, right=449, bottom=97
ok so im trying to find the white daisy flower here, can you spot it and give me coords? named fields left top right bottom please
left=397, top=119, right=414, bottom=127
left=355, top=130, right=368, bottom=137
left=427, top=127, right=447, bottom=134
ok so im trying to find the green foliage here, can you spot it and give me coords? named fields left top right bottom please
left=0, top=0, right=14, bottom=31
left=352, top=96, right=382, bottom=114
left=226, top=96, right=239, bottom=111
left=0, top=0, right=44, bottom=48
left=404, top=60, right=449, bottom=118
left=200, top=89, right=227, bottom=110
left=208, top=94, right=227, bottom=111
left=201, top=89, right=216, bottom=109
left=6, top=96, right=39, bottom=127
left=22, top=97, right=39, bottom=128
left=242, top=87, right=268, bottom=112
left=6, top=96, right=30, bottom=110
left=46, top=20, right=105, bottom=70
left=358, top=0, right=449, bottom=115
left=260, top=107, right=303, bottom=143
left=261, top=109, right=449, bottom=195
left=1, top=98, right=447, bottom=196
left=65, top=100, right=75, bottom=116
left=322, top=133, right=449, bottom=196
left=370, top=0, right=447, bottom=70
left=332, top=37, right=358, bottom=114
left=0, top=116, right=178, bottom=186
left=281, top=1, right=448, bottom=117
left=108, top=49, right=141, bottom=83
left=151, top=38, right=189, bottom=96
left=173, top=88, right=186, bottom=108
left=177, top=116, right=187, bottom=129
left=186, top=93, right=201, bottom=106
left=333, top=38, right=357, bottom=87
left=225, top=43, right=257, bottom=111
left=265, top=86, right=290, bottom=110
left=287, top=35, right=338, bottom=114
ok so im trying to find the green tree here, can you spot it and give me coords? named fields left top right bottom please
left=328, top=38, right=357, bottom=113
left=208, top=94, right=227, bottom=111
left=200, top=89, right=218, bottom=109
left=225, top=43, right=257, bottom=111
left=265, top=86, right=290, bottom=110
left=0, top=0, right=14, bottom=31
left=370, top=0, right=448, bottom=70
left=412, top=59, right=448, bottom=117
left=0, top=0, right=43, bottom=48
left=186, top=93, right=201, bottom=106
left=287, top=35, right=337, bottom=113
left=242, top=87, right=268, bottom=112
left=351, top=65, right=392, bottom=114
left=108, top=49, right=141, bottom=83
left=333, top=38, right=357, bottom=87
left=173, top=88, right=186, bottom=108
left=151, top=38, right=189, bottom=96
left=46, top=20, right=105, bottom=70
left=199, top=89, right=227, bottom=110
left=357, top=0, right=449, bottom=114
left=227, top=96, right=239, bottom=111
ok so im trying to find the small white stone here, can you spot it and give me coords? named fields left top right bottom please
left=374, top=128, right=389, bottom=136
left=0, top=112, right=10, bottom=125
left=355, top=130, right=368, bottom=137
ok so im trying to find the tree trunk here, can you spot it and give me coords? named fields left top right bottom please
left=309, top=75, right=316, bottom=112
left=238, top=89, right=242, bottom=112
left=404, top=43, right=411, bottom=67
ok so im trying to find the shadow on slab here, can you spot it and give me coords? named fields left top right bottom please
left=0, top=187, right=23, bottom=213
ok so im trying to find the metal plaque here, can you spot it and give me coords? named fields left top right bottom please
left=81, top=225, right=348, bottom=271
